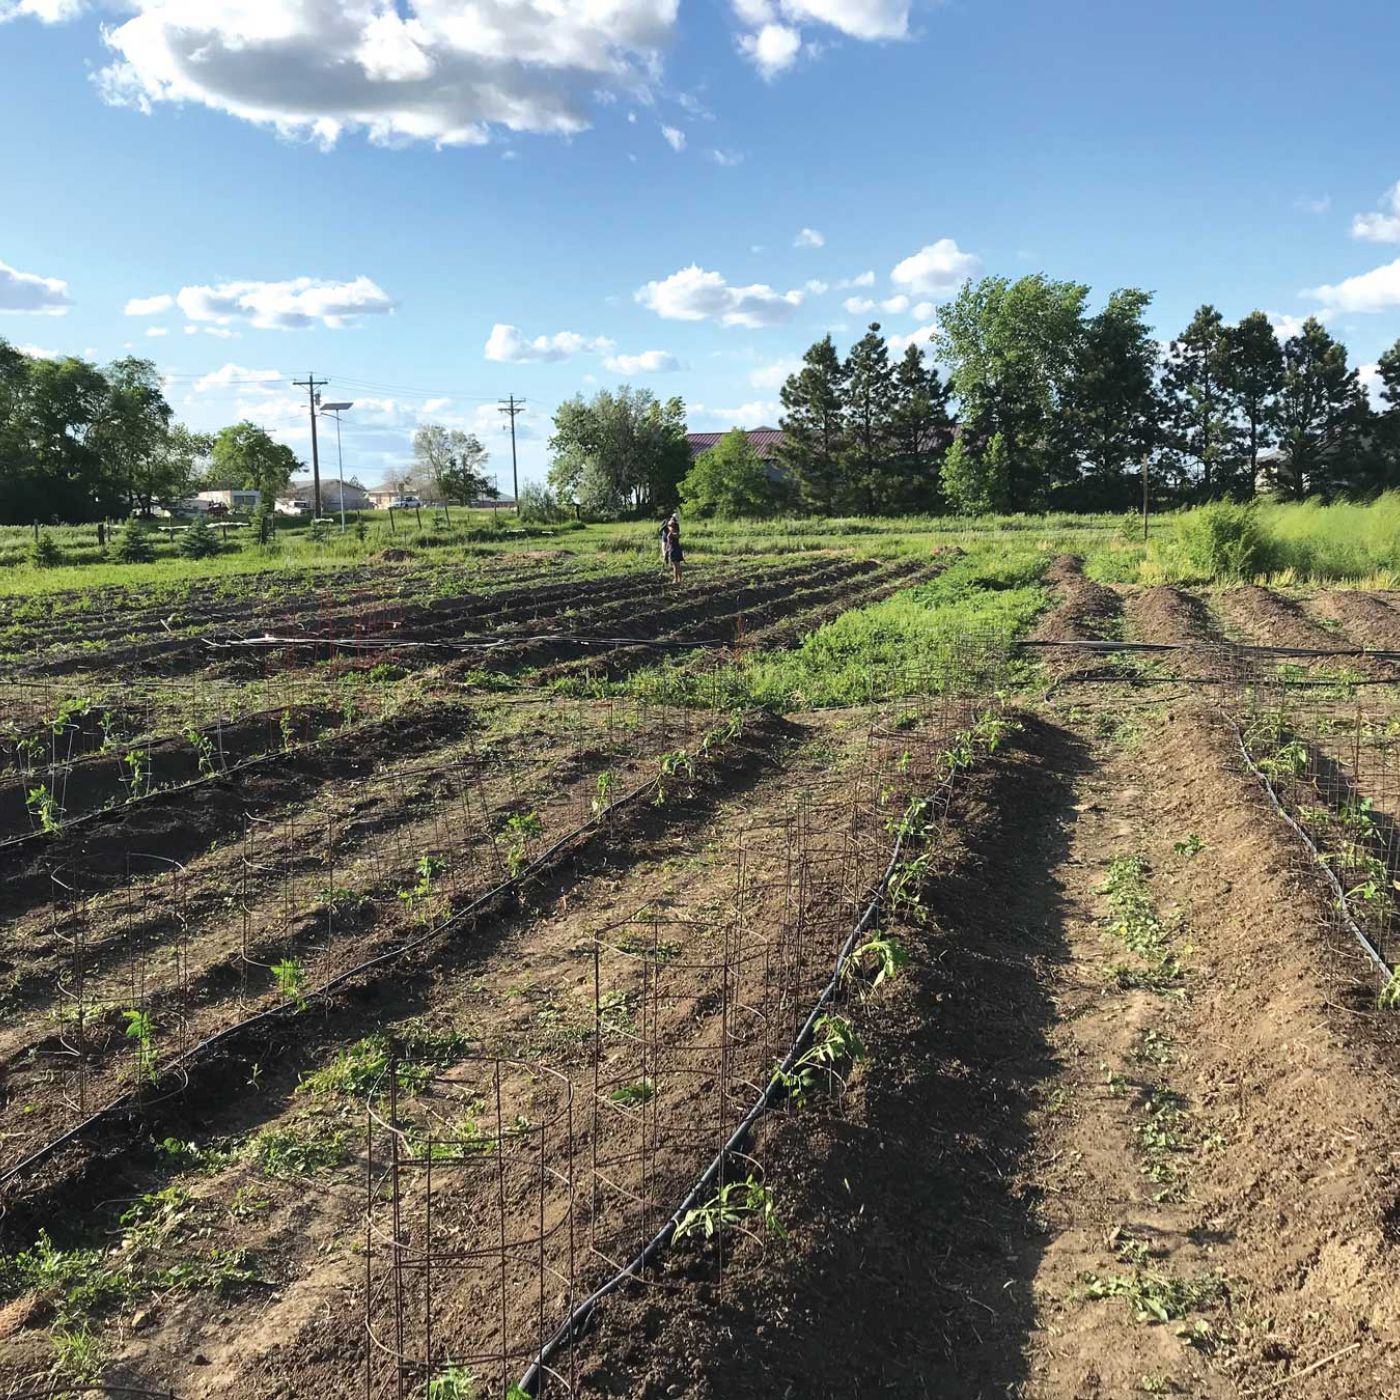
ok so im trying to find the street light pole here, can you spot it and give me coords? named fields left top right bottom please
left=319, top=401, right=355, bottom=533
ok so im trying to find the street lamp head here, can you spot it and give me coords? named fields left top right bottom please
left=320, top=401, right=354, bottom=412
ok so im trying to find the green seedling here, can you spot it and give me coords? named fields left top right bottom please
left=183, top=725, right=218, bottom=778
left=1079, top=1268, right=1226, bottom=1324
left=849, top=930, right=909, bottom=988
left=122, top=1008, right=157, bottom=1085
left=425, top=1366, right=478, bottom=1400
left=1171, top=834, right=1205, bottom=860
left=121, top=747, right=149, bottom=801
left=399, top=853, right=447, bottom=913
left=271, top=958, right=309, bottom=1012
left=591, top=768, right=617, bottom=817
left=771, top=1013, right=866, bottom=1108
left=26, top=783, right=59, bottom=834
left=674, top=1174, right=787, bottom=1244
left=609, top=1078, right=655, bottom=1107
left=502, top=812, right=543, bottom=877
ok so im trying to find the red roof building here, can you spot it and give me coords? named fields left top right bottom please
left=686, top=426, right=786, bottom=460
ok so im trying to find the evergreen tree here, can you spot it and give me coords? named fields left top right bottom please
left=777, top=335, right=848, bottom=514
left=842, top=322, right=895, bottom=512
left=1373, top=338, right=1400, bottom=492
left=886, top=344, right=954, bottom=511
left=1225, top=311, right=1284, bottom=495
left=177, top=515, right=221, bottom=559
left=1267, top=317, right=1369, bottom=499
left=1161, top=305, right=1241, bottom=499
left=1061, top=288, right=1160, bottom=508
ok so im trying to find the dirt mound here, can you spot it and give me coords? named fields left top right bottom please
left=1216, top=584, right=1346, bottom=652
left=1123, top=585, right=1221, bottom=648
left=1308, top=591, right=1400, bottom=652
left=371, top=546, right=416, bottom=562
left=1033, top=553, right=1123, bottom=646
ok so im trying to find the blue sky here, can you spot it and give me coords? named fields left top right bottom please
left=2, top=0, right=1399, bottom=491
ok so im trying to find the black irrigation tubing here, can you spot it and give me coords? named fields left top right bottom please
left=0, top=749, right=691, bottom=1195
left=1018, top=639, right=1400, bottom=663
left=198, top=632, right=732, bottom=653
left=517, top=753, right=968, bottom=1396
left=1226, top=715, right=1390, bottom=980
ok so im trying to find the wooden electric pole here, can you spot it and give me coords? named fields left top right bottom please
left=498, top=396, right=525, bottom=511
left=294, top=374, right=329, bottom=517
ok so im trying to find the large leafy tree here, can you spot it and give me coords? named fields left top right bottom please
left=1060, top=288, right=1159, bottom=508
left=1225, top=311, right=1284, bottom=495
left=777, top=335, right=848, bottom=514
left=932, top=274, right=1089, bottom=511
left=410, top=424, right=491, bottom=504
left=842, top=323, right=895, bottom=511
left=208, top=422, right=302, bottom=503
left=90, top=356, right=183, bottom=516
left=1266, top=317, right=1369, bottom=499
left=1161, top=305, right=1241, bottom=499
left=884, top=343, right=954, bottom=511
left=679, top=428, right=790, bottom=518
left=10, top=351, right=114, bottom=522
left=548, top=386, right=688, bottom=516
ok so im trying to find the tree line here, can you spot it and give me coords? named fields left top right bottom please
left=779, top=276, right=1399, bottom=516
left=544, top=275, right=1400, bottom=519
left=0, top=338, right=498, bottom=528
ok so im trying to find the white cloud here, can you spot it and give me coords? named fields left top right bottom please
left=0, top=0, right=83, bottom=21
left=0, top=257, right=72, bottom=314
left=157, top=275, right=394, bottom=330
left=422, top=396, right=452, bottom=414
left=1302, top=259, right=1400, bottom=314
left=484, top=323, right=614, bottom=363
left=709, top=148, right=744, bottom=167
left=125, top=293, right=173, bottom=316
left=144, top=326, right=169, bottom=337
left=838, top=270, right=875, bottom=288
left=91, top=0, right=679, bottom=149
left=693, top=399, right=781, bottom=427
left=1294, top=194, right=1331, bottom=215
left=603, top=349, right=683, bottom=374
left=731, top=0, right=908, bottom=75
left=843, top=293, right=908, bottom=316
left=15, top=343, right=57, bottom=358
left=749, top=356, right=803, bottom=389
left=661, top=124, right=685, bottom=152
left=738, top=23, right=802, bottom=78
left=1351, top=181, right=1400, bottom=244
left=804, top=278, right=830, bottom=294
left=912, top=300, right=935, bottom=320
left=636, top=264, right=803, bottom=327
left=794, top=227, right=825, bottom=249
left=890, top=238, right=981, bottom=297
left=887, top=323, right=936, bottom=355
left=1359, top=363, right=1384, bottom=407
left=193, top=363, right=284, bottom=393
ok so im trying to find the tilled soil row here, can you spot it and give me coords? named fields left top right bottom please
left=1305, top=591, right=1400, bottom=653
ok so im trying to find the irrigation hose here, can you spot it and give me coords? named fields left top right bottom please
left=0, top=746, right=699, bottom=1195
left=1226, top=718, right=1390, bottom=980
left=516, top=757, right=968, bottom=1396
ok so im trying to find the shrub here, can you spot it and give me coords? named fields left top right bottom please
left=177, top=516, right=221, bottom=559
left=517, top=483, right=570, bottom=524
left=109, top=521, right=156, bottom=564
left=29, top=531, right=62, bottom=568
left=1171, top=501, right=1269, bottom=581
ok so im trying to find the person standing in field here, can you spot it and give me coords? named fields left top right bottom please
left=663, top=515, right=683, bottom=584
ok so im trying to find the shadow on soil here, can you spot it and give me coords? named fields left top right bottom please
left=576, top=714, right=1091, bottom=1400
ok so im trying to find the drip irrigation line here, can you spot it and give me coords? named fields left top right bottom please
left=517, top=752, right=968, bottom=1396
left=0, top=738, right=708, bottom=1194
left=1018, top=639, right=1400, bottom=663
left=199, top=631, right=730, bottom=653
left=1226, top=716, right=1389, bottom=979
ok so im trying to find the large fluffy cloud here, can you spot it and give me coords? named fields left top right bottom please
left=165, top=276, right=394, bottom=329
left=93, top=0, right=679, bottom=148
left=1303, top=258, right=1400, bottom=314
left=0, top=0, right=83, bottom=21
left=604, top=349, right=683, bottom=374
left=1352, top=181, right=1400, bottom=244
left=484, top=324, right=614, bottom=363
left=890, top=239, right=980, bottom=296
left=0, top=257, right=72, bottom=314
left=636, top=265, right=803, bottom=327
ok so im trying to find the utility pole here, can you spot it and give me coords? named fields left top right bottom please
left=294, top=374, right=329, bottom=517
left=498, top=396, right=525, bottom=511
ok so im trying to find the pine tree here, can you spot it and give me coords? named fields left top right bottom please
left=842, top=323, right=895, bottom=512
left=886, top=343, right=954, bottom=511
left=1267, top=317, right=1369, bottom=499
left=1062, top=288, right=1160, bottom=508
left=1161, top=305, right=1242, bottom=499
left=1225, top=311, right=1284, bottom=495
left=777, top=335, right=848, bottom=514
left=178, top=514, right=221, bottom=559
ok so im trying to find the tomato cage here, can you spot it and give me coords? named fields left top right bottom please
left=364, top=1057, right=577, bottom=1400
left=1233, top=656, right=1400, bottom=973
left=39, top=848, right=192, bottom=1119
